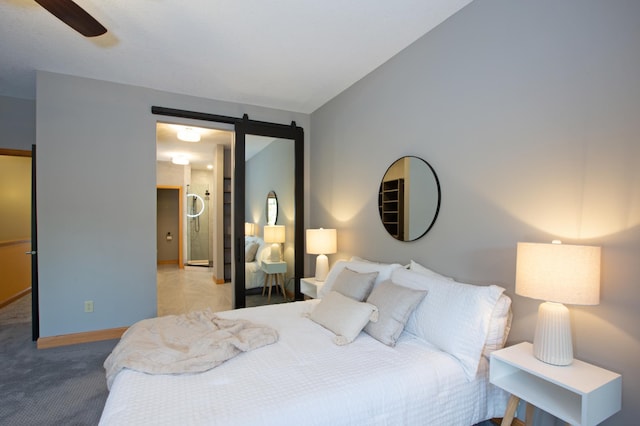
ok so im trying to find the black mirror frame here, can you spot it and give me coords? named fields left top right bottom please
left=266, top=190, right=278, bottom=225
left=378, top=155, right=441, bottom=242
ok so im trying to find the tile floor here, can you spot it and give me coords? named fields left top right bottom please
left=157, top=264, right=233, bottom=316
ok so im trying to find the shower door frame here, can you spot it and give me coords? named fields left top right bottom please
left=185, top=183, right=212, bottom=267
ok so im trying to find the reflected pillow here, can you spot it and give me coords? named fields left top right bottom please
left=364, top=280, right=427, bottom=347
left=308, top=291, right=378, bottom=346
left=331, top=268, right=378, bottom=301
left=245, top=242, right=259, bottom=262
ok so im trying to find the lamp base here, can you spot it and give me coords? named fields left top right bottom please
left=314, top=254, right=329, bottom=282
left=534, top=301, right=573, bottom=366
left=270, top=243, right=281, bottom=262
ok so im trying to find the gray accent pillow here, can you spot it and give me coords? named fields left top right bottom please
left=364, top=280, right=427, bottom=347
left=331, top=267, right=378, bottom=301
left=245, top=242, right=259, bottom=262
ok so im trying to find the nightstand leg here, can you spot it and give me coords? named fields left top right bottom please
left=501, top=395, right=520, bottom=426
left=267, top=274, right=272, bottom=302
left=279, top=273, right=287, bottom=301
left=262, top=275, right=267, bottom=296
left=525, top=402, right=534, bottom=426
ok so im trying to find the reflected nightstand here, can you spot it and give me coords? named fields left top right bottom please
left=261, top=260, right=287, bottom=302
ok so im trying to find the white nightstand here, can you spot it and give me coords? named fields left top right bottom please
left=261, top=260, right=287, bottom=302
left=490, top=342, right=621, bottom=426
left=300, top=277, right=324, bottom=299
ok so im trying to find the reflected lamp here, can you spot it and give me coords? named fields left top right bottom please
left=306, top=228, right=337, bottom=281
left=515, top=241, right=601, bottom=366
left=263, top=225, right=285, bottom=262
left=245, top=222, right=256, bottom=236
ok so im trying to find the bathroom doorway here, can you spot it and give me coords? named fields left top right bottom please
left=155, top=121, right=233, bottom=283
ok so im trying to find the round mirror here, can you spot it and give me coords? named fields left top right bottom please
left=378, top=156, right=441, bottom=241
left=266, top=191, right=278, bottom=225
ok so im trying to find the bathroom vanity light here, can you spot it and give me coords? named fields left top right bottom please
left=171, top=155, right=189, bottom=165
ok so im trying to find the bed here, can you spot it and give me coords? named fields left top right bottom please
left=244, top=236, right=269, bottom=289
left=100, top=259, right=512, bottom=425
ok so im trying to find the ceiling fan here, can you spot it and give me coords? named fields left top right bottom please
left=35, top=0, right=107, bottom=37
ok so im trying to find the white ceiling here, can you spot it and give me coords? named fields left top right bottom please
left=0, top=0, right=472, bottom=114
left=156, top=122, right=278, bottom=170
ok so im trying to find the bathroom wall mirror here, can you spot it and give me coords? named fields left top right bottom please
left=378, top=156, right=441, bottom=241
left=266, top=191, right=278, bottom=225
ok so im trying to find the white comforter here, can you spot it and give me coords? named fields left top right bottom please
left=100, top=300, right=507, bottom=426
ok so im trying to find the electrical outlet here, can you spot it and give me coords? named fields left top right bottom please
left=84, top=300, right=94, bottom=313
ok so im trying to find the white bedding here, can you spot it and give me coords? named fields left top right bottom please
left=245, top=236, right=267, bottom=290
left=245, top=259, right=265, bottom=289
left=100, top=300, right=508, bottom=426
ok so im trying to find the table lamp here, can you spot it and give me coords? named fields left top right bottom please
left=263, top=225, right=285, bottom=262
left=245, top=222, right=255, bottom=236
left=306, top=228, right=337, bottom=281
left=515, top=241, right=601, bottom=366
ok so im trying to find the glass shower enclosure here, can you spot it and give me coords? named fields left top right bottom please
left=186, top=183, right=211, bottom=267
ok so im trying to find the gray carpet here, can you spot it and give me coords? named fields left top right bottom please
left=0, top=296, right=117, bottom=426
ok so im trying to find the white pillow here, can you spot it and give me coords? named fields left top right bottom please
left=482, top=293, right=512, bottom=357
left=331, top=268, right=378, bottom=301
left=317, top=260, right=403, bottom=299
left=391, top=267, right=504, bottom=380
left=308, top=291, right=378, bottom=345
left=349, top=256, right=380, bottom=263
left=364, top=280, right=427, bottom=347
left=409, top=260, right=454, bottom=280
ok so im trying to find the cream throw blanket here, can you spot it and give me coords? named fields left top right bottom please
left=104, top=309, right=279, bottom=389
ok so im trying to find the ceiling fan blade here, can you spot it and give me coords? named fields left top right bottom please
left=35, top=0, right=107, bottom=37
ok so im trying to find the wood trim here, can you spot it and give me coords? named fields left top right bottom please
left=0, top=288, right=31, bottom=309
left=0, top=238, right=31, bottom=248
left=37, top=326, right=127, bottom=349
left=213, top=276, right=225, bottom=284
left=0, top=148, right=32, bottom=157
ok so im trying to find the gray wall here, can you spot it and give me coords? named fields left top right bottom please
left=36, top=71, right=309, bottom=337
left=310, top=1, right=639, bottom=424
left=0, top=95, right=35, bottom=151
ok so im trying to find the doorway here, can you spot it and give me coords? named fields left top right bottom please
left=0, top=148, right=35, bottom=339
left=157, top=187, right=182, bottom=268
left=152, top=107, right=304, bottom=310
left=156, top=121, right=232, bottom=281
